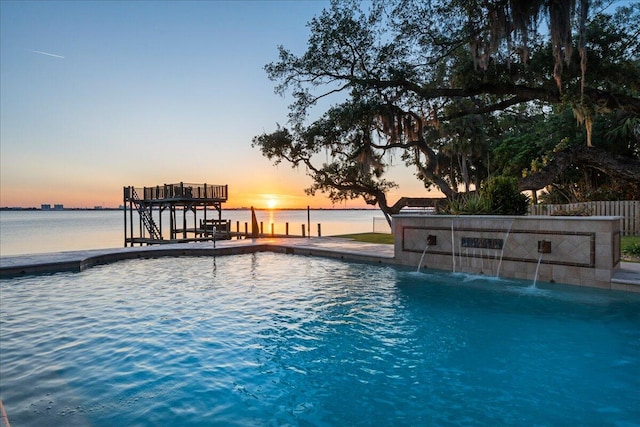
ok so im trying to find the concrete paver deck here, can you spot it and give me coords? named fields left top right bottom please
left=0, top=237, right=394, bottom=277
left=1, top=237, right=638, bottom=291
left=612, top=261, right=640, bottom=286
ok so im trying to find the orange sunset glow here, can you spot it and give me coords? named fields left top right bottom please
left=0, top=168, right=429, bottom=210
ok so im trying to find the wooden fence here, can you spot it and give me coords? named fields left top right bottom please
left=529, top=200, right=639, bottom=236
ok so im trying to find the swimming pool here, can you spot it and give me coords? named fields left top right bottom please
left=1, top=253, right=639, bottom=426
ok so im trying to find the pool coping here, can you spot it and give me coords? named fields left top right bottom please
left=1, top=237, right=638, bottom=291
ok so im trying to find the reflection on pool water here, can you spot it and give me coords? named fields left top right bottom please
left=1, top=253, right=639, bottom=426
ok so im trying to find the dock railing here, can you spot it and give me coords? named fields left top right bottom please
left=124, top=183, right=228, bottom=202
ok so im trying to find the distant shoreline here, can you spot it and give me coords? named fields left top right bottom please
left=0, top=207, right=380, bottom=212
left=0, top=207, right=123, bottom=211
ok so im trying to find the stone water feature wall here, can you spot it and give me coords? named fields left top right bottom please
left=393, top=215, right=622, bottom=289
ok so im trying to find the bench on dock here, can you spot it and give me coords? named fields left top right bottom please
left=199, top=219, right=230, bottom=238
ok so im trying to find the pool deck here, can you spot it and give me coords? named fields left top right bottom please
left=1, top=237, right=639, bottom=291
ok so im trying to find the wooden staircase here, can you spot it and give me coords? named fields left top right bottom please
left=130, top=187, right=162, bottom=240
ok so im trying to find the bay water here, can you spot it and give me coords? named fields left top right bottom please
left=0, top=209, right=390, bottom=256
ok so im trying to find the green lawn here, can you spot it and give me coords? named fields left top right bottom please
left=337, top=233, right=639, bottom=263
left=334, top=232, right=394, bottom=244
left=622, top=235, right=639, bottom=248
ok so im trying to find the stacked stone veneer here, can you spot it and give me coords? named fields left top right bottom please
left=393, top=215, right=622, bottom=289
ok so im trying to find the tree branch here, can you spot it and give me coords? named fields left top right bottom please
left=518, top=145, right=640, bottom=191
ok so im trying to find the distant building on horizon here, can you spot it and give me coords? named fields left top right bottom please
left=41, top=204, right=64, bottom=210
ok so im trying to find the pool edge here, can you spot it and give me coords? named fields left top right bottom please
left=0, top=238, right=396, bottom=278
left=1, top=238, right=638, bottom=292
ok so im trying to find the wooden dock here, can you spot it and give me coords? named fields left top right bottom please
left=123, top=182, right=229, bottom=247
left=123, top=182, right=320, bottom=247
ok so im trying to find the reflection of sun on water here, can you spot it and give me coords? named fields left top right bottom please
left=265, top=196, right=277, bottom=232
left=268, top=210, right=275, bottom=232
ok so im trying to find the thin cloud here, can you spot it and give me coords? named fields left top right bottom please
left=26, top=49, right=65, bottom=59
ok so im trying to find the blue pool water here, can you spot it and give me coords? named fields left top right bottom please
left=1, top=253, right=639, bottom=426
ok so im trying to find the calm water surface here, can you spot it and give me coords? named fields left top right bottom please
left=1, top=253, right=639, bottom=426
left=0, top=209, right=387, bottom=256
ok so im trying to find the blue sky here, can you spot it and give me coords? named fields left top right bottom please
left=13, top=1, right=634, bottom=208
left=1, top=0, right=424, bottom=208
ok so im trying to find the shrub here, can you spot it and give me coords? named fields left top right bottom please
left=445, top=192, right=491, bottom=215
left=481, top=176, right=530, bottom=215
left=623, top=243, right=640, bottom=257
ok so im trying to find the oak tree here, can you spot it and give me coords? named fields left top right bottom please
left=253, top=0, right=640, bottom=221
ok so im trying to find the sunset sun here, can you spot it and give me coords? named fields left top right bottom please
left=266, top=197, right=278, bottom=209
